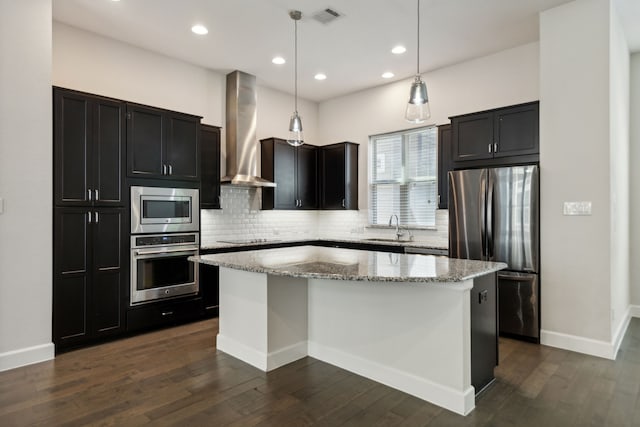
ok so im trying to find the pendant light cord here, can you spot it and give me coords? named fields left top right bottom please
left=416, top=0, right=420, bottom=76
left=294, top=17, right=298, bottom=113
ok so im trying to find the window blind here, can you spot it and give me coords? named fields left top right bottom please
left=369, top=127, right=437, bottom=227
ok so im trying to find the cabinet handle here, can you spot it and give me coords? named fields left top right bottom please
left=88, top=189, right=92, bottom=201
left=161, top=311, right=174, bottom=316
left=94, top=189, right=99, bottom=201
left=94, top=211, right=99, bottom=223
left=163, top=164, right=168, bottom=175
left=488, top=144, right=492, bottom=154
left=493, top=143, right=498, bottom=153
left=169, top=165, right=173, bottom=175
left=341, top=199, right=346, bottom=208
left=87, top=211, right=92, bottom=224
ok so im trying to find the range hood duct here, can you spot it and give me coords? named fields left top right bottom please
left=221, top=70, right=276, bottom=187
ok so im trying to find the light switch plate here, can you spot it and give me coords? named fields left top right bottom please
left=563, top=201, right=592, bottom=216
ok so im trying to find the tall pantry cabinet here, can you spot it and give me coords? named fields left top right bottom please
left=52, top=87, right=127, bottom=351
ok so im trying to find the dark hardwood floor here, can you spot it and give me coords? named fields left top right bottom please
left=1, top=318, right=639, bottom=426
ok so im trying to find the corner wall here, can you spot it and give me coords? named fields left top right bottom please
left=630, top=53, right=640, bottom=309
left=539, top=0, right=630, bottom=358
left=0, top=0, right=55, bottom=371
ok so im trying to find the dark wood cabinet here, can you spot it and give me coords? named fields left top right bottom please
left=451, top=101, right=539, bottom=166
left=470, top=273, right=498, bottom=393
left=319, top=142, right=358, bottom=210
left=261, top=138, right=318, bottom=210
left=53, top=207, right=126, bottom=350
left=200, top=124, right=221, bottom=209
left=437, top=124, right=452, bottom=209
left=127, top=104, right=200, bottom=181
left=53, top=87, right=125, bottom=207
left=199, top=264, right=220, bottom=318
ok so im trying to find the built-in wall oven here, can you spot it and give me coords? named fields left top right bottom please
left=130, top=232, right=199, bottom=305
left=129, top=186, right=200, bottom=305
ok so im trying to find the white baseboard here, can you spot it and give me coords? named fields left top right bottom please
left=308, top=341, right=475, bottom=416
left=0, top=343, right=55, bottom=372
left=216, top=334, right=307, bottom=372
left=541, top=305, right=635, bottom=360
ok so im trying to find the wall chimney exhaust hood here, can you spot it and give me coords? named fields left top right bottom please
left=220, top=70, right=276, bottom=187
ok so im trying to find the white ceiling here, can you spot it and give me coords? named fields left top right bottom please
left=53, top=0, right=640, bottom=103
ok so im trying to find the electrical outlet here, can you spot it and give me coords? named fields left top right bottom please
left=563, top=201, right=592, bottom=216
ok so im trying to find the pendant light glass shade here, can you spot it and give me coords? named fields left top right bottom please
left=405, top=0, right=431, bottom=124
left=288, top=111, right=304, bottom=146
left=405, top=75, right=430, bottom=123
left=287, top=10, right=304, bottom=146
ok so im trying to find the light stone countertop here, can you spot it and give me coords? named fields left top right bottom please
left=200, top=237, right=448, bottom=252
left=190, top=245, right=506, bottom=286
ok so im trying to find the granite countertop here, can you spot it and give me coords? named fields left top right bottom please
left=200, top=237, right=448, bottom=252
left=190, top=245, right=506, bottom=286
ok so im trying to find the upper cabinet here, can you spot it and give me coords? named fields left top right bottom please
left=261, top=137, right=318, bottom=210
left=437, top=124, right=452, bottom=210
left=200, top=124, right=221, bottom=209
left=54, top=87, right=125, bottom=207
left=319, top=142, right=359, bottom=210
left=126, top=103, right=200, bottom=181
left=451, top=102, right=539, bottom=166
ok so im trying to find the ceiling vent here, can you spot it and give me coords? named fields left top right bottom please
left=312, top=8, right=343, bottom=25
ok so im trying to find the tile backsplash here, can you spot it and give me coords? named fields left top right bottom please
left=201, top=187, right=448, bottom=248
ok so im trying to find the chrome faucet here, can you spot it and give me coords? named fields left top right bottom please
left=389, top=214, right=404, bottom=240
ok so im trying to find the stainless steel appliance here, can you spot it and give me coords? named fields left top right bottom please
left=130, top=232, right=199, bottom=305
left=130, top=186, right=199, bottom=234
left=449, top=165, right=539, bottom=341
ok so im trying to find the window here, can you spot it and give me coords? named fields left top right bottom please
left=369, top=126, right=438, bottom=227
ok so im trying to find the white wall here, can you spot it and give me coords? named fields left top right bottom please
left=0, top=0, right=55, bottom=371
left=540, top=0, right=630, bottom=356
left=318, top=42, right=540, bottom=209
left=53, top=22, right=319, bottom=178
left=630, top=53, right=640, bottom=307
left=608, top=1, right=630, bottom=342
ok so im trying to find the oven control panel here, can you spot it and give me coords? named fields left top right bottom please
left=133, top=233, right=199, bottom=248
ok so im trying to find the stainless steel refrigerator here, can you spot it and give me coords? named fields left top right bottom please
left=449, top=165, right=540, bottom=341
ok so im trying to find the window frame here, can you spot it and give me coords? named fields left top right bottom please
left=368, top=125, right=438, bottom=229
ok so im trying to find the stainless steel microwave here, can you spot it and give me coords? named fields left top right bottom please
left=130, top=186, right=199, bottom=234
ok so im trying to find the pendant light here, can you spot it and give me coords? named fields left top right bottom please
left=405, top=0, right=430, bottom=124
left=287, top=10, right=304, bottom=146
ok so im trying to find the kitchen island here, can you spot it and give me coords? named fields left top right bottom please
left=190, top=246, right=506, bottom=415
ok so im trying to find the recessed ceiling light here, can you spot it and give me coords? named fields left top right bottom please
left=191, top=25, right=208, bottom=35
left=391, top=45, right=406, bottom=54
left=272, top=56, right=286, bottom=65
left=314, top=73, right=327, bottom=81
left=382, top=72, right=394, bottom=79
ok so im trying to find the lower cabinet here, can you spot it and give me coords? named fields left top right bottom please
left=127, top=297, right=204, bottom=332
left=53, top=207, right=127, bottom=351
left=200, top=264, right=220, bottom=318
left=470, top=272, right=498, bottom=393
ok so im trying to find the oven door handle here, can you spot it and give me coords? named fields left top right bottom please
left=134, top=247, right=199, bottom=256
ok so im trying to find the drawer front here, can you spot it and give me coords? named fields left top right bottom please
left=127, top=297, right=203, bottom=332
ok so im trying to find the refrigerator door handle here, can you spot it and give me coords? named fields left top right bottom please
left=487, top=177, right=494, bottom=259
left=480, top=172, right=487, bottom=259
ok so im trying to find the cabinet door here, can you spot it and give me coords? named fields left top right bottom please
left=167, top=114, right=199, bottom=180
left=296, top=145, right=318, bottom=209
left=493, top=103, right=539, bottom=158
left=53, top=89, right=91, bottom=206
left=200, top=264, right=219, bottom=318
left=92, top=208, right=125, bottom=337
left=437, top=124, right=452, bottom=209
left=273, top=141, right=297, bottom=209
left=127, top=104, right=165, bottom=177
left=320, top=145, right=346, bottom=209
left=452, top=112, right=493, bottom=162
left=53, top=208, right=91, bottom=347
left=470, top=272, right=498, bottom=392
left=93, top=99, right=125, bottom=206
left=200, top=125, right=221, bottom=209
